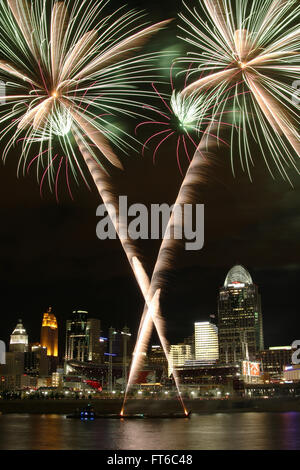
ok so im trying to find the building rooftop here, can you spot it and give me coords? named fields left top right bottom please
left=224, top=265, right=253, bottom=287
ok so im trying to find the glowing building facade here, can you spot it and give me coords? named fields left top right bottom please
left=168, top=344, right=192, bottom=376
left=40, top=307, right=58, bottom=357
left=65, top=311, right=102, bottom=364
left=65, top=311, right=89, bottom=362
left=218, top=265, right=264, bottom=364
left=260, top=346, right=293, bottom=378
left=87, top=318, right=102, bottom=363
left=194, top=322, right=219, bottom=364
left=9, top=319, right=28, bottom=353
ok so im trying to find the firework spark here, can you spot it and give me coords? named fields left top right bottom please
left=179, top=0, right=300, bottom=182
left=135, top=67, right=216, bottom=175
left=0, top=0, right=171, bottom=196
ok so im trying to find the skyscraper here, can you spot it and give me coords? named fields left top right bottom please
left=40, top=307, right=58, bottom=357
left=194, top=322, right=219, bottom=364
left=168, top=344, right=192, bottom=376
left=65, top=311, right=102, bottom=364
left=218, top=265, right=264, bottom=364
left=65, top=310, right=89, bottom=362
left=25, top=345, right=49, bottom=377
left=86, top=318, right=102, bottom=363
left=9, top=319, right=28, bottom=353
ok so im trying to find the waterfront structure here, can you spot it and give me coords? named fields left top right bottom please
left=177, top=363, right=242, bottom=397
left=169, top=344, right=192, bottom=376
left=260, top=346, right=293, bottom=378
left=242, top=360, right=262, bottom=384
left=218, top=265, right=264, bottom=364
left=9, top=319, right=28, bottom=353
left=40, top=307, right=58, bottom=357
left=194, top=322, right=219, bottom=364
left=283, top=365, right=300, bottom=382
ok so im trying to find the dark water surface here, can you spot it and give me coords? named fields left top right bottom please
left=0, top=412, right=299, bottom=450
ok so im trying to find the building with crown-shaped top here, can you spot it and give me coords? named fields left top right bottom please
left=40, top=307, right=58, bottom=357
left=9, top=319, right=28, bottom=353
left=218, top=265, right=264, bottom=364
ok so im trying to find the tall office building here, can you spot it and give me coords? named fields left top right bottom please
left=9, top=319, right=28, bottom=353
left=65, top=310, right=89, bottom=362
left=218, top=265, right=264, bottom=364
left=65, top=311, right=102, bottom=363
left=25, top=345, right=49, bottom=377
left=0, top=351, right=26, bottom=390
left=194, top=322, right=219, bottom=364
left=148, top=345, right=168, bottom=370
left=40, top=307, right=58, bottom=357
left=183, top=334, right=195, bottom=357
left=86, top=318, right=102, bottom=363
left=168, top=344, right=192, bottom=376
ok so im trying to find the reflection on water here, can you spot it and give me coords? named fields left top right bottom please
left=0, top=412, right=299, bottom=450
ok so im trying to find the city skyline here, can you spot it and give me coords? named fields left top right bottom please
left=1, top=261, right=297, bottom=399
left=0, top=263, right=295, bottom=357
left=0, top=0, right=299, bottom=361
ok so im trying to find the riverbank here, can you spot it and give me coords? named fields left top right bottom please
left=0, top=397, right=300, bottom=415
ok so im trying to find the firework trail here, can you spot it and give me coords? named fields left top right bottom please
left=179, top=0, right=300, bottom=182
left=0, top=0, right=172, bottom=315
left=122, top=123, right=225, bottom=415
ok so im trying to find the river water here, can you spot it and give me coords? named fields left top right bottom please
left=0, top=412, right=299, bottom=450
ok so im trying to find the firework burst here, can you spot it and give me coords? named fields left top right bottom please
left=179, top=0, right=300, bottom=182
left=136, top=67, right=229, bottom=175
left=0, top=0, right=171, bottom=196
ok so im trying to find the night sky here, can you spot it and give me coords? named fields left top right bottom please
left=0, top=0, right=299, bottom=353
